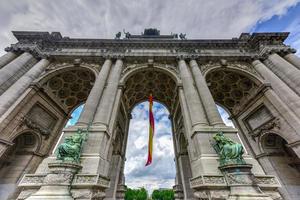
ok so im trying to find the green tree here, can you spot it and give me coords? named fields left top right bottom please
left=151, top=189, right=174, bottom=200
left=125, top=187, right=148, bottom=200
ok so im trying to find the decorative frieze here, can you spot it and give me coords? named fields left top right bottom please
left=19, top=174, right=46, bottom=187
left=72, top=174, right=110, bottom=188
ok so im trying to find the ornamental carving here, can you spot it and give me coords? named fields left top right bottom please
left=23, top=117, right=51, bottom=137
left=250, top=118, right=280, bottom=139
left=254, top=176, right=279, bottom=185
left=20, top=175, right=46, bottom=185
left=73, top=174, right=98, bottom=184
left=203, top=176, right=226, bottom=184
left=44, top=173, right=73, bottom=184
left=225, top=173, right=251, bottom=185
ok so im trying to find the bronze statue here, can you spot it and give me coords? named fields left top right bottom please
left=212, top=131, right=246, bottom=166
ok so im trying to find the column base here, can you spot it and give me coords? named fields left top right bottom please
left=24, top=162, right=81, bottom=200
left=17, top=161, right=110, bottom=200
left=190, top=164, right=282, bottom=200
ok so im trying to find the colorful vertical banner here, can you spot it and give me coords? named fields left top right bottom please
left=145, top=94, right=155, bottom=166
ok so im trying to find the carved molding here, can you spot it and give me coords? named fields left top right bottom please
left=22, top=117, right=51, bottom=137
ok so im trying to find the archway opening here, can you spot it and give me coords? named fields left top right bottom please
left=124, top=101, right=176, bottom=193
left=261, top=133, right=300, bottom=198
left=0, top=132, right=39, bottom=199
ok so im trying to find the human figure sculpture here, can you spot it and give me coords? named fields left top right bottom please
left=56, top=128, right=88, bottom=163
left=212, top=131, right=246, bottom=166
left=115, top=32, right=121, bottom=39
left=179, top=33, right=186, bottom=40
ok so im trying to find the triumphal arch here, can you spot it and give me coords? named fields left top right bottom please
left=0, top=29, right=299, bottom=200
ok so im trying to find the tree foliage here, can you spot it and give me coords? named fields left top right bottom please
left=151, top=189, right=174, bottom=200
left=125, top=187, right=148, bottom=200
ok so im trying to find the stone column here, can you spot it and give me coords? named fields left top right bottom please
left=284, top=53, right=300, bottom=70
left=0, top=59, right=50, bottom=116
left=0, top=52, right=34, bottom=88
left=178, top=59, right=208, bottom=127
left=76, top=59, right=112, bottom=125
left=0, top=52, right=18, bottom=69
left=264, top=53, right=300, bottom=95
left=189, top=59, right=225, bottom=126
left=93, top=59, right=123, bottom=126
left=252, top=60, right=300, bottom=119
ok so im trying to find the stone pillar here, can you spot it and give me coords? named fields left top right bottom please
left=252, top=60, right=300, bottom=119
left=0, top=52, right=18, bottom=69
left=189, top=59, right=225, bottom=126
left=77, top=59, right=112, bottom=125
left=178, top=59, right=208, bottom=127
left=93, top=59, right=123, bottom=126
left=0, top=52, right=34, bottom=89
left=178, top=153, right=194, bottom=199
left=264, top=53, right=300, bottom=95
left=0, top=59, right=50, bottom=116
left=284, top=53, right=300, bottom=70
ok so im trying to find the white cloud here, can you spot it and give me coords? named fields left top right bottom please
left=0, top=0, right=300, bottom=55
left=125, top=102, right=175, bottom=192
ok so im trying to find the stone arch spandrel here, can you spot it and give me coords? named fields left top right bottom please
left=120, top=63, right=181, bottom=85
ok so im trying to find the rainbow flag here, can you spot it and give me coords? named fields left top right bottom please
left=145, top=94, right=155, bottom=166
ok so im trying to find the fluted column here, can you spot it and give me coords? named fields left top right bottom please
left=93, top=59, right=123, bottom=126
left=265, top=53, right=300, bottom=95
left=189, top=59, right=224, bottom=126
left=76, top=59, right=112, bottom=125
left=0, top=58, right=50, bottom=116
left=0, top=52, right=18, bottom=69
left=178, top=59, right=208, bottom=127
left=284, top=53, right=300, bottom=70
left=252, top=60, right=300, bottom=119
left=0, top=52, right=34, bottom=88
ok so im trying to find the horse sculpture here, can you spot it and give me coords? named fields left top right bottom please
left=212, top=132, right=246, bottom=166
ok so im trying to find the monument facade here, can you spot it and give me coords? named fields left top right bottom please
left=0, top=29, right=299, bottom=200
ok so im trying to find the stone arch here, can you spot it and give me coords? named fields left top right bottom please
left=37, top=66, right=97, bottom=113
left=9, top=129, right=42, bottom=153
left=258, top=132, right=300, bottom=199
left=0, top=132, right=40, bottom=199
left=122, top=67, right=178, bottom=112
left=203, top=62, right=264, bottom=85
left=120, top=63, right=180, bottom=85
left=205, top=67, right=261, bottom=114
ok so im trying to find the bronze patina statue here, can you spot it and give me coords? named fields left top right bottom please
left=212, top=131, right=246, bottom=166
left=56, top=128, right=88, bottom=163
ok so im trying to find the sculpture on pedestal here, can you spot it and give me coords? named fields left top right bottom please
left=56, top=128, right=88, bottom=163
left=212, top=132, right=246, bottom=166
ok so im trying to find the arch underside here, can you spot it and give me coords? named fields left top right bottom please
left=42, top=68, right=95, bottom=113
left=206, top=69, right=259, bottom=113
left=123, top=69, right=177, bottom=111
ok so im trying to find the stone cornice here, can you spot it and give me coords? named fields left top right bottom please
left=7, top=31, right=290, bottom=60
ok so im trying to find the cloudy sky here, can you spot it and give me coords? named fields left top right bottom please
left=2, top=0, right=300, bottom=194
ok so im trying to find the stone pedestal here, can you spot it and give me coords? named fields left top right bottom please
left=220, top=164, right=272, bottom=200
left=190, top=163, right=282, bottom=200
left=25, top=162, right=82, bottom=200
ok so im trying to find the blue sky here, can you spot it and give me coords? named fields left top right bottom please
left=1, top=0, right=300, bottom=193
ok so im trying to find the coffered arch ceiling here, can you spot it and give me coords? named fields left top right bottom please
left=123, top=69, right=177, bottom=111
left=42, top=68, right=95, bottom=113
left=206, top=69, right=259, bottom=113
